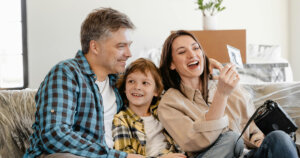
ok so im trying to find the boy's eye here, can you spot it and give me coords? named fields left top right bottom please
left=143, top=81, right=150, bottom=85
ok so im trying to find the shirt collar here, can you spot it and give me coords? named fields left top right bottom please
left=124, top=104, right=159, bottom=122
left=75, top=50, right=94, bottom=75
left=180, top=83, right=203, bottom=102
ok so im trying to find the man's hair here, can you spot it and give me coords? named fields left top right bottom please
left=117, top=58, right=163, bottom=106
left=80, top=8, right=135, bottom=54
left=159, top=30, right=210, bottom=102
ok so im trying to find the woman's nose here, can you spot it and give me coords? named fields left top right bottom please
left=187, top=50, right=196, bottom=58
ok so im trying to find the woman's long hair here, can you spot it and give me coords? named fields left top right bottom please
left=159, top=30, right=210, bottom=102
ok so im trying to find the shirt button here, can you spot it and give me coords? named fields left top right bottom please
left=51, top=109, right=55, bottom=113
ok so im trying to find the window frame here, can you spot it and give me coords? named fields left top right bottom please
left=2, top=0, right=28, bottom=90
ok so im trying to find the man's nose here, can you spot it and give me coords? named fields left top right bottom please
left=124, top=46, right=132, bottom=58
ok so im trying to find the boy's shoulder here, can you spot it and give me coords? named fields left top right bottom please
left=114, top=107, right=139, bottom=124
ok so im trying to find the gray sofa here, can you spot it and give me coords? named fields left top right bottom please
left=1, top=82, right=300, bottom=158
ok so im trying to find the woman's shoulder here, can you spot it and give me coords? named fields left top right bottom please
left=161, top=88, right=183, bottom=99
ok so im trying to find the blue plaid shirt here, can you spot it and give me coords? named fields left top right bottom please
left=24, top=50, right=127, bottom=158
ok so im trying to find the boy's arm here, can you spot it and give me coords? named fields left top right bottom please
left=112, top=115, right=140, bottom=154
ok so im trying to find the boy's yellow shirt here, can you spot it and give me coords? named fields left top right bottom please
left=112, top=102, right=183, bottom=157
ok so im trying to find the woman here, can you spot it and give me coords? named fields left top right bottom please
left=158, top=30, right=298, bottom=158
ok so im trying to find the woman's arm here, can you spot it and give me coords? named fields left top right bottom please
left=205, top=64, right=240, bottom=121
left=158, top=90, right=229, bottom=152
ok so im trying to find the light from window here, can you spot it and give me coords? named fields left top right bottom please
left=0, top=0, right=27, bottom=89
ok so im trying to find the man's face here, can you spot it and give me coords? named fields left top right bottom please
left=96, top=28, right=133, bottom=75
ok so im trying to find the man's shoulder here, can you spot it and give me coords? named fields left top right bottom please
left=46, top=58, right=81, bottom=76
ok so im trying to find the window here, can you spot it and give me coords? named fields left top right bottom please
left=0, top=0, right=28, bottom=89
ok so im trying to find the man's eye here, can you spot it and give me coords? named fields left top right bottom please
left=128, top=80, right=134, bottom=83
left=194, top=47, right=200, bottom=50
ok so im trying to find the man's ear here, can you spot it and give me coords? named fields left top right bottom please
left=89, top=40, right=101, bottom=55
left=170, top=62, right=176, bottom=70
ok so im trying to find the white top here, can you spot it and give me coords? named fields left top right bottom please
left=141, top=115, right=167, bottom=157
left=95, top=77, right=117, bottom=148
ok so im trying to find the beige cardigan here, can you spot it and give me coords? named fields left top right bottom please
left=157, top=81, right=264, bottom=153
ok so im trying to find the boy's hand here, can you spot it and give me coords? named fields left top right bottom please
left=159, top=153, right=186, bottom=158
left=127, top=154, right=144, bottom=158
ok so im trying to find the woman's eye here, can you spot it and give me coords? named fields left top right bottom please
left=194, top=47, right=200, bottom=50
left=178, top=51, right=185, bottom=54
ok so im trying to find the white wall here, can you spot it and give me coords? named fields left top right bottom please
left=290, top=0, right=300, bottom=81
left=27, top=0, right=290, bottom=88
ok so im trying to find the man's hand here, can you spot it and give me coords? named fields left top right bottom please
left=127, top=154, right=144, bottom=158
left=159, top=153, right=186, bottom=158
left=209, top=58, right=223, bottom=80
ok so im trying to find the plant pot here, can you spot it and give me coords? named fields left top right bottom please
left=203, top=15, right=217, bottom=30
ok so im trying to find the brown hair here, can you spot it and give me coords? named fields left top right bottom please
left=117, top=58, right=163, bottom=106
left=80, top=8, right=135, bottom=54
left=159, top=30, right=210, bottom=102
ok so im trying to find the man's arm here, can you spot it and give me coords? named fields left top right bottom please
left=36, top=64, right=127, bottom=158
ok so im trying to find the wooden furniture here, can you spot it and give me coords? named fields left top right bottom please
left=188, top=30, right=246, bottom=64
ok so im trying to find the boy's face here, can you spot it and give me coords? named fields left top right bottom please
left=125, top=70, right=158, bottom=109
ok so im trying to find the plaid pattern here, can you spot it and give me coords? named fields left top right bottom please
left=24, top=50, right=127, bottom=158
left=112, top=103, right=183, bottom=158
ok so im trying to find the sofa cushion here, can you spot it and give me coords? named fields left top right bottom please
left=0, top=89, right=37, bottom=158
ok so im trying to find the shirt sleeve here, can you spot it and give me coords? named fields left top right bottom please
left=36, top=64, right=127, bottom=158
left=157, top=89, right=229, bottom=152
left=112, top=115, right=139, bottom=154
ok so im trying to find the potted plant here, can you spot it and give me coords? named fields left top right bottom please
left=197, top=0, right=226, bottom=30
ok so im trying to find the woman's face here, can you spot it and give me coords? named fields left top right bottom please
left=170, top=35, right=204, bottom=81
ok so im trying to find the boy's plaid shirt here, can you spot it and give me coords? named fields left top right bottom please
left=112, top=103, right=183, bottom=158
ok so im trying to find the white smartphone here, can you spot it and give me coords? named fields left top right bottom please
left=227, top=45, right=244, bottom=69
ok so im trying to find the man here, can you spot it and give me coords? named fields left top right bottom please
left=24, top=8, right=141, bottom=158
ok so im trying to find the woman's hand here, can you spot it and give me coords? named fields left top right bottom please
left=216, top=64, right=240, bottom=97
left=159, top=153, right=187, bottom=158
left=209, top=58, right=223, bottom=80
left=250, top=132, right=264, bottom=147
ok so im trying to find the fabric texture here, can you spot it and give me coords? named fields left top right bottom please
left=23, top=50, right=127, bottom=158
left=142, top=115, right=167, bottom=157
left=245, top=130, right=298, bottom=158
left=0, top=89, right=37, bottom=158
left=95, top=77, right=117, bottom=149
left=158, top=80, right=264, bottom=154
left=112, top=103, right=183, bottom=157
left=195, top=131, right=244, bottom=158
